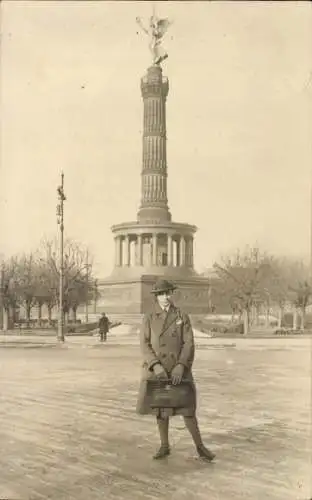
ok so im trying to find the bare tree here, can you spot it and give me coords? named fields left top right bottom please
left=15, top=253, right=44, bottom=326
left=263, top=257, right=292, bottom=328
left=39, top=238, right=97, bottom=324
left=35, top=257, right=58, bottom=325
left=265, top=257, right=312, bottom=330
left=213, top=247, right=275, bottom=335
left=286, top=260, right=311, bottom=330
left=2, top=257, right=21, bottom=329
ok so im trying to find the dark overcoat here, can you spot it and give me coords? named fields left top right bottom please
left=136, top=302, right=197, bottom=417
left=99, top=315, right=109, bottom=333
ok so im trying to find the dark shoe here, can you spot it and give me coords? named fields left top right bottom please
left=153, top=446, right=170, bottom=460
left=196, top=444, right=215, bottom=461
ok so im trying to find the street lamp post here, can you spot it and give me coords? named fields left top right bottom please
left=56, top=172, right=66, bottom=342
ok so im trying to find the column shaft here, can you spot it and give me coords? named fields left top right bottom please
left=115, top=237, right=121, bottom=267
left=186, top=239, right=192, bottom=266
left=137, top=234, right=143, bottom=266
left=138, top=66, right=171, bottom=222
left=185, top=239, right=189, bottom=266
left=114, top=237, right=118, bottom=266
left=167, top=234, right=173, bottom=266
left=125, top=235, right=130, bottom=266
left=179, top=236, right=185, bottom=266
left=190, top=238, right=194, bottom=267
left=152, top=234, right=157, bottom=266
left=118, top=237, right=123, bottom=266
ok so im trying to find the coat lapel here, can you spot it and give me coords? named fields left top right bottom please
left=159, top=305, right=178, bottom=337
left=151, top=302, right=167, bottom=335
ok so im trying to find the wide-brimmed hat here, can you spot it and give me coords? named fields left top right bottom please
left=151, top=279, right=177, bottom=295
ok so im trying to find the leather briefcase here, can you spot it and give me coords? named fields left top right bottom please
left=147, top=379, right=193, bottom=409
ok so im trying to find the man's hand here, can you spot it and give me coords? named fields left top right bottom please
left=171, top=364, right=184, bottom=385
left=153, top=363, right=168, bottom=379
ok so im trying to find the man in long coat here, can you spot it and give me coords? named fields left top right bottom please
left=136, top=279, right=215, bottom=461
left=98, top=312, right=109, bottom=342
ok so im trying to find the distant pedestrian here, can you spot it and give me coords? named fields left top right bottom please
left=136, top=278, right=215, bottom=461
left=98, top=313, right=109, bottom=342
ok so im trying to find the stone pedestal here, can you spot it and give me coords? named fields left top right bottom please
left=97, top=274, right=211, bottom=322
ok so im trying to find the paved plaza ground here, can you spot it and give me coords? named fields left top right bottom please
left=0, top=332, right=311, bottom=500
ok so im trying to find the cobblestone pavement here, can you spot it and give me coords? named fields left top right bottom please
left=0, top=336, right=311, bottom=500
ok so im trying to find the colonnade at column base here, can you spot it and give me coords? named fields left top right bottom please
left=100, top=218, right=210, bottom=316
left=111, top=220, right=197, bottom=270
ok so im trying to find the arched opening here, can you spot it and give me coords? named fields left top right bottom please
left=157, top=233, right=167, bottom=266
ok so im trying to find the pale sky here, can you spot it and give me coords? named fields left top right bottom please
left=1, top=1, right=311, bottom=276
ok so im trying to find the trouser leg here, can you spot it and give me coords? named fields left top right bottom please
left=183, top=416, right=203, bottom=447
left=153, top=416, right=170, bottom=459
left=183, top=415, right=215, bottom=461
left=156, top=416, right=169, bottom=447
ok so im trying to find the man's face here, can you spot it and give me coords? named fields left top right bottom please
left=156, top=290, right=173, bottom=309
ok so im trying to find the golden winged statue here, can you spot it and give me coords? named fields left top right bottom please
left=136, top=14, right=172, bottom=66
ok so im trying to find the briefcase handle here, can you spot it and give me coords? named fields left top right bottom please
left=149, top=378, right=191, bottom=387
